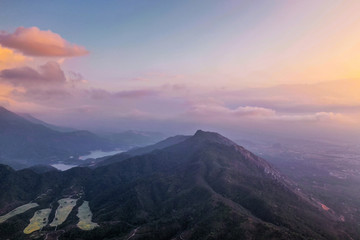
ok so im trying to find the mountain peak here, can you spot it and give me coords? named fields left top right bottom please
left=192, top=130, right=237, bottom=147
left=193, top=129, right=222, bottom=139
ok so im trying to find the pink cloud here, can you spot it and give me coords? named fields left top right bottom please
left=219, top=79, right=360, bottom=113
left=161, top=83, right=187, bottom=92
left=114, top=89, right=158, bottom=98
left=0, top=60, right=159, bottom=105
left=272, top=112, right=352, bottom=123
left=0, top=27, right=88, bottom=57
left=86, top=89, right=158, bottom=100
left=190, top=104, right=276, bottom=118
left=186, top=102, right=351, bottom=124
left=0, top=61, right=66, bottom=87
left=11, top=88, right=70, bottom=101
left=88, top=89, right=112, bottom=100
left=131, top=77, right=150, bottom=81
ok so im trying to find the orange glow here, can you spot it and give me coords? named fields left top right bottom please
left=0, top=46, right=27, bottom=70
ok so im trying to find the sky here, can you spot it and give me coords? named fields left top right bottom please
left=0, top=0, right=360, bottom=141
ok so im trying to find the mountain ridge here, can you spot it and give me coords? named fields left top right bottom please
left=0, top=130, right=353, bottom=239
left=18, top=112, right=76, bottom=132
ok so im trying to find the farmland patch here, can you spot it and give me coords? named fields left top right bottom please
left=23, top=208, right=51, bottom=234
left=77, top=201, right=98, bottom=230
left=0, top=203, right=39, bottom=223
left=49, top=198, right=77, bottom=227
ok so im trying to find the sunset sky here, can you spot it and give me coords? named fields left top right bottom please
left=1, top=0, right=360, bottom=141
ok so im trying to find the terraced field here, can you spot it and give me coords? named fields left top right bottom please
left=0, top=203, right=39, bottom=223
left=77, top=201, right=98, bottom=230
left=49, top=198, right=77, bottom=227
left=23, top=208, right=51, bottom=234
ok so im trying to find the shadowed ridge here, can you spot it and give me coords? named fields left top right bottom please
left=159, top=130, right=341, bottom=221
left=192, top=129, right=238, bottom=147
left=90, top=134, right=191, bottom=167
left=0, top=164, right=15, bottom=178
left=189, top=130, right=280, bottom=176
left=0, top=106, right=32, bottom=124
left=0, top=106, right=10, bottom=113
left=0, top=129, right=351, bottom=239
left=127, top=134, right=190, bottom=156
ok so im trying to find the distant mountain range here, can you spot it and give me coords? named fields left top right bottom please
left=0, top=130, right=354, bottom=240
left=0, top=107, right=120, bottom=168
left=0, top=106, right=118, bottom=168
left=0, top=107, right=169, bottom=169
left=18, top=113, right=77, bottom=132
left=102, top=130, right=166, bottom=149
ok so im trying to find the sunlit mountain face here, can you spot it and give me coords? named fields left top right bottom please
left=0, top=1, right=360, bottom=239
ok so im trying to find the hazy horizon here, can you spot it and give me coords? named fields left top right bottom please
left=1, top=0, right=360, bottom=142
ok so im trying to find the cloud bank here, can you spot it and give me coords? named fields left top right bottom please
left=0, top=61, right=66, bottom=87
left=187, top=103, right=350, bottom=124
left=0, top=61, right=159, bottom=106
left=0, top=26, right=358, bottom=141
